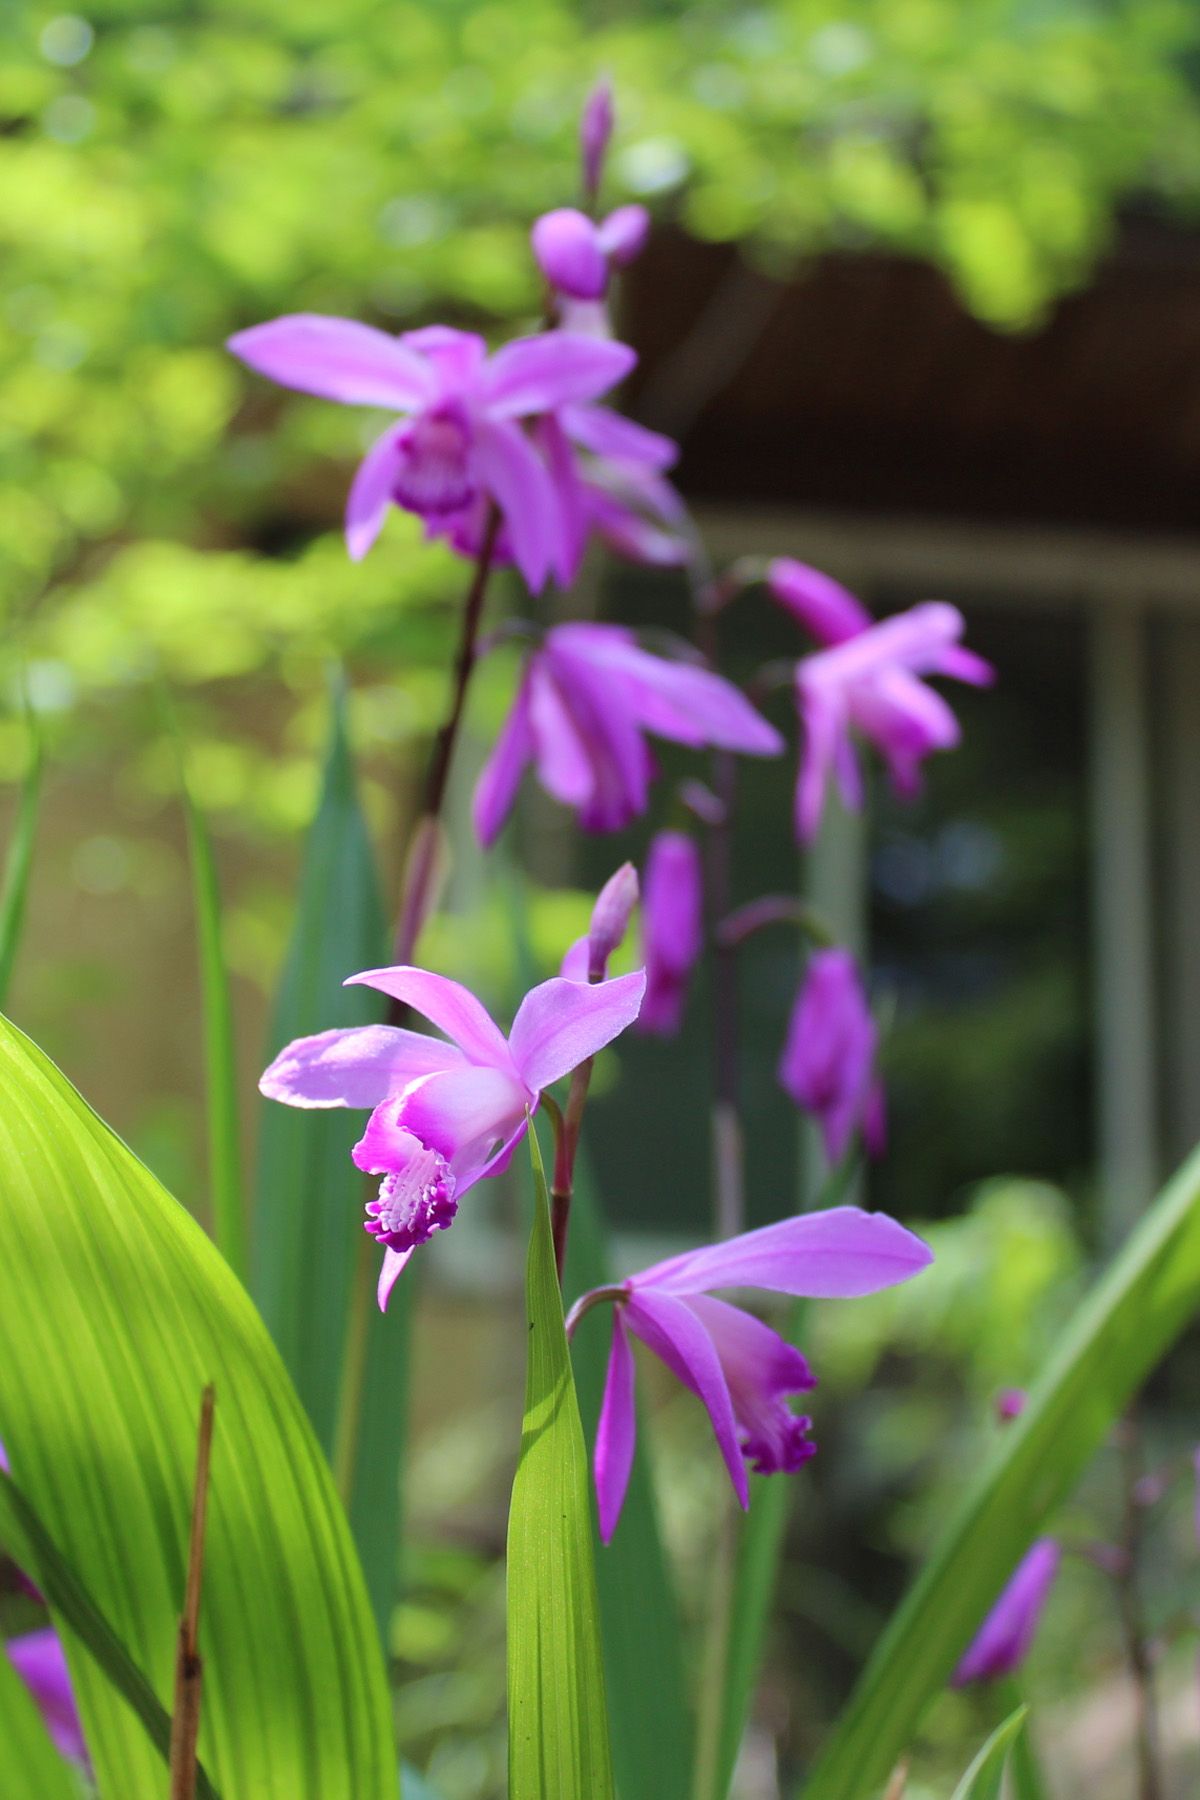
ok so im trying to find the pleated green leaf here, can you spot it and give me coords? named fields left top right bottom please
left=0, top=706, right=42, bottom=1011
left=172, top=711, right=246, bottom=1281
left=0, top=1013, right=396, bottom=1799
left=564, top=1161, right=692, bottom=1800
left=0, top=1621, right=79, bottom=1800
left=252, top=677, right=410, bottom=1642
left=949, top=1707, right=1028, bottom=1800
left=508, top=1127, right=614, bottom=1800
left=803, top=1142, right=1200, bottom=1799
left=0, top=1469, right=219, bottom=1799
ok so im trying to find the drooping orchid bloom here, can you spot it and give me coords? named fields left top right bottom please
left=5, top=1629, right=88, bottom=1768
left=227, top=316, right=634, bottom=591
left=261, top=963, right=645, bottom=1308
left=767, top=558, right=872, bottom=646
left=637, top=832, right=704, bottom=1036
left=473, top=623, right=782, bottom=844
left=952, top=1539, right=1060, bottom=1686
left=778, top=949, right=885, bottom=1164
left=566, top=1208, right=933, bottom=1540
left=794, top=601, right=994, bottom=841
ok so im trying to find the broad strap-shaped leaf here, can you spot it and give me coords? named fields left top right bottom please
left=802, top=1142, right=1200, bottom=1799
left=252, top=676, right=410, bottom=1641
left=0, top=1012, right=395, bottom=1799
left=564, top=1158, right=692, bottom=1800
left=949, top=1706, right=1028, bottom=1800
left=0, top=1470, right=219, bottom=1800
left=508, top=1127, right=614, bottom=1800
left=0, top=705, right=42, bottom=1010
left=0, top=1619, right=79, bottom=1800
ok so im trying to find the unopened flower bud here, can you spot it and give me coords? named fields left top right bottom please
left=767, top=558, right=871, bottom=646
left=532, top=209, right=608, bottom=300
left=588, top=862, right=639, bottom=978
left=996, top=1387, right=1027, bottom=1422
left=580, top=76, right=615, bottom=199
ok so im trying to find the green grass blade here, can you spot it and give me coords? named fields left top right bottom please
left=802, top=1143, right=1200, bottom=1800
left=0, top=1470, right=220, bottom=1800
left=508, top=1125, right=614, bottom=1800
left=169, top=707, right=246, bottom=1279
left=949, top=1706, right=1028, bottom=1800
left=0, top=1011, right=395, bottom=1799
left=252, top=676, right=407, bottom=1642
left=564, top=1161, right=693, bottom=1800
left=0, top=1621, right=78, bottom=1800
left=0, top=710, right=42, bottom=1011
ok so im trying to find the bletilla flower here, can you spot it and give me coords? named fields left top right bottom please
left=566, top=1208, right=933, bottom=1540
left=473, top=623, right=782, bottom=844
left=952, top=1539, right=1060, bottom=1686
left=580, top=76, right=615, bottom=199
left=5, top=1630, right=88, bottom=1768
left=532, top=206, right=651, bottom=301
left=778, top=950, right=885, bottom=1164
left=794, top=601, right=994, bottom=841
left=227, top=315, right=635, bottom=590
left=637, top=832, right=703, bottom=1036
left=767, top=558, right=872, bottom=646
left=261, top=963, right=645, bottom=1308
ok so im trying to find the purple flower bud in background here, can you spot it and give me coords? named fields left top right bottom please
left=778, top=949, right=884, bottom=1164
left=996, top=1387, right=1028, bottom=1422
left=952, top=1539, right=1060, bottom=1686
left=767, top=558, right=872, bottom=646
left=532, top=210, right=609, bottom=301
left=562, top=863, right=640, bottom=981
left=596, top=203, right=650, bottom=267
left=5, top=1630, right=88, bottom=1768
left=637, top=832, right=703, bottom=1036
left=566, top=1207, right=933, bottom=1540
left=473, top=624, right=781, bottom=844
left=580, top=75, right=615, bottom=199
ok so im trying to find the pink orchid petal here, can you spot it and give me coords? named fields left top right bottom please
left=766, top=558, right=872, bottom=646
left=528, top=662, right=600, bottom=808
left=537, top=413, right=589, bottom=587
left=259, top=1024, right=464, bottom=1109
left=344, top=967, right=512, bottom=1068
left=227, top=314, right=435, bottom=410
left=5, top=1629, right=87, bottom=1767
left=472, top=414, right=557, bottom=592
left=399, top=325, right=488, bottom=389
left=561, top=403, right=678, bottom=472
left=595, top=203, right=650, bottom=267
left=559, top=936, right=591, bottom=980
left=534, top=650, right=652, bottom=831
left=794, top=680, right=842, bottom=841
left=594, top=1309, right=637, bottom=1542
left=630, top=1206, right=932, bottom=1300
left=377, top=1245, right=415, bottom=1311
left=936, top=644, right=995, bottom=686
left=354, top=1066, right=527, bottom=1189
left=685, top=1294, right=816, bottom=1475
left=952, top=1539, right=1060, bottom=1685
left=473, top=666, right=536, bottom=847
left=482, top=333, right=635, bottom=418
left=344, top=426, right=405, bottom=560
left=508, top=970, right=645, bottom=1093
left=625, top=1289, right=748, bottom=1508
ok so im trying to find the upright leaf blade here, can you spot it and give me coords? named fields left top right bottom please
left=564, top=1161, right=692, bottom=1800
left=0, top=707, right=42, bottom=1011
left=803, top=1143, right=1200, bottom=1799
left=949, top=1707, right=1028, bottom=1800
left=508, top=1127, right=614, bottom=1800
left=253, top=676, right=410, bottom=1640
left=0, top=1628, right=79, bottom=1800
left=0, top=1013, right=395, bottom=1799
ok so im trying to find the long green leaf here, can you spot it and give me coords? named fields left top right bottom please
left=0, top=708, right=42, bottom=1011
left=564, top=1161, right=692, bottom=1800
left=0, top=1470, right=219, bottom=1800
left=0, top=1619, right=79, bottom=1800
left=949, top=1707, right=1028, bottom=1800
left=171, top=709, right=246, bottom=1279
left=252, top=676, right=409, bottom=1641
left=802, top=1142, right=1200, bottom=1799
left=0, top=1012, right=395, bottom=1799
left=508, top=1125, right=614, bottom=1800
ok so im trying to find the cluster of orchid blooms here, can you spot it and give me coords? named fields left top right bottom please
left=3, top=76, right=1047, bottom=1765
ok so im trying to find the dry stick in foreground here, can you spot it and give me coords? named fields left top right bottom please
left=169, top=1385, right=216, bottom=1800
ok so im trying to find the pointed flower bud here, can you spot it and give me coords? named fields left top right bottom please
left=767, top=558, right=872, bottom=646
left=952, top=1540, right=1060, bottom=1686
left=638, top=831, right=704, bottom=1036
left=580, top=76, right=615, bottom=199
left=779, top=949, right=885, bottom=1164
left=532, top=209, right=609, bottom=301
left=996, top=1387, right=1027, bottom=1422
left=588, top=862, right=639, bottom=979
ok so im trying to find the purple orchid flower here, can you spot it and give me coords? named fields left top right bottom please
left=778, top=950, right=885, bottom=1164
left=767, top=558, right=872, bottom=646
left=473, top=623, right=782, bottom=844
left=637, top=831, right=704, bottom=1036
left=226, top=316, right=635, bottom=591
left=566, top=1207, right=933, bottom=1540
left=952, top=1539, right=1060, bottom=1686
left=794, top=601, right=995, bottom=841
left=5, top=1630, right=88, bottom=1768
left=532, top=206, right=651, bottom=301
left=580, top=76, right=615, bottom=199
left=261, top=963, right=645, bottom=1308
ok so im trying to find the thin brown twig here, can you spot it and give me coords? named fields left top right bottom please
left=169, top=1385, right=215, bottom=1800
